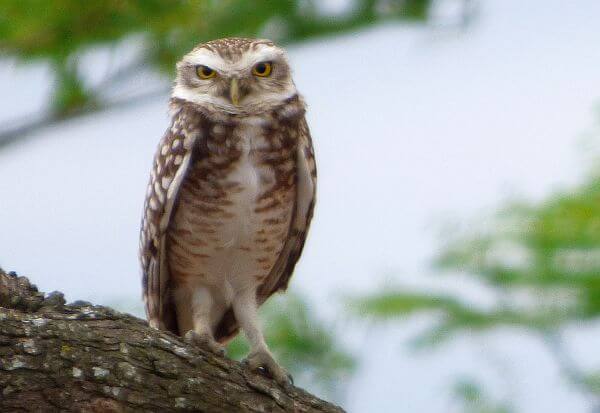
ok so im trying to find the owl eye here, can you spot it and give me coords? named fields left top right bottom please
left=252, top=62, right=272, bottom=77
left=196, top=65, right=216, bottom=79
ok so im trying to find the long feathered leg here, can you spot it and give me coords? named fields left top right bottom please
left=232, top=289, right=292, bottom=386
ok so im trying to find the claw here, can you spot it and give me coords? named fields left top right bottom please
left=183, top=330, right=225, bottom=356
left=243, top=350, right=293, bottom=388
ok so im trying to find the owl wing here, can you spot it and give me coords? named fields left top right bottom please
left=258, top=117, right=317, bottom=302
left=140, top=112, right=203, bottom=333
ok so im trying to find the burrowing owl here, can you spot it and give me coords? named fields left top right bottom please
left=139, top=38, right=316, bottom=385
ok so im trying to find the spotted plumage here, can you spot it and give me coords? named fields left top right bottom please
left=139, top=38, right=316, bottom=385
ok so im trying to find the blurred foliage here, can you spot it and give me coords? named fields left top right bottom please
left=0, top=0, right=432, bottom=115
left=354, top=175, right=600, bottom=342
left=452, top=379, right=514, bottom=413
left=353, top=121, right=600, bottom=406
left=584, top=371, right=600, bottom=395
left=227, top=294, right=355, bottom=397
left=353, top=157, right=600, bottom=340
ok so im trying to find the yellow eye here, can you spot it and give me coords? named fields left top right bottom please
left=252, top=62, right=272, bottom=77
left=196, top=65, right=216, bottom=79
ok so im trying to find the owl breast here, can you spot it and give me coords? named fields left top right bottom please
left=223, top=123, right=266, bottom=246
left=167, top=118, right=297, bottom=295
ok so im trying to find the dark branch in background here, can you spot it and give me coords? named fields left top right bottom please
left=543, top=332, right=600, bottom=412
left=0, top=0, right=465, bottom=151
left=94, top=59, right=148, bottom=91
left=0, top=55, right=160, bottom=149
left=0, top=269, right=343, bottom=412
left=0, top=86, right=169, bottom=150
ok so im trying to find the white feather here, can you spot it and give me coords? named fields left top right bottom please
left=184, top=44, right=285, bottom=73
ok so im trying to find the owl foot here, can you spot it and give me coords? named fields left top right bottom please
left=183, top=330, right=225, bottom=356
left=243, top=350, right=293, bottom=388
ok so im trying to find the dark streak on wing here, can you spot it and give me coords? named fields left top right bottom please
left=140, top=101, right=207, bottom=334
left=259, top=118, right=317, bottom=299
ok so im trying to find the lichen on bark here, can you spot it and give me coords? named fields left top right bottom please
left=0, top=269, right=344, bottom=412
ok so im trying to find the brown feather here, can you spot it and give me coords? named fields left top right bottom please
left=140, top=100, right=210, bottom=335
left=213, top=115, right=316, bottom=343
left=141, top=92, right=316, bottom=345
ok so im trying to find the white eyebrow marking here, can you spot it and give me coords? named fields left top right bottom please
left=184, top=48, right=226, bottom=71
left=182, top=44, right=287, bottom=74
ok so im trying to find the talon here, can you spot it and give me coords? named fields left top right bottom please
left=183, top=330, right=200, bottom=344
left=183, top=330, right=225, bottom=356
left=257, top=365, right=269, bottom=377
left=243, top=350, right=292, bottom=387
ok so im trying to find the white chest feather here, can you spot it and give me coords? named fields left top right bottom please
left=221, top=121, right=270, bottom=246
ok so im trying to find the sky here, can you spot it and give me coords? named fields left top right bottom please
left=1, top=0, right=600, bottom=411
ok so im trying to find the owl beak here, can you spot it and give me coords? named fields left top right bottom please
left=229, top=78, right=240, bottom=106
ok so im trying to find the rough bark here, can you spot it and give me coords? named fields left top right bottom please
left=0, top=269, right=344, bottom=413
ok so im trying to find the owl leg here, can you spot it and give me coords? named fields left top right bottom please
left=232, top=290, right=293, bottom=387
left=174, top=283, right=225, bottom=356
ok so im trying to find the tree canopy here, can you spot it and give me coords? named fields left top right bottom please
left=0, top=0, right=433, bottom=147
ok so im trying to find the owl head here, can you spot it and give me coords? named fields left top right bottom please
left=172, top=38, right=297, bottom=115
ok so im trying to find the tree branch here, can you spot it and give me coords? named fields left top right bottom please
left=542, top=331, right=600, bottom=411
left=0, top=87, right=170, bottom=150
left=95, top=59, right=150, bottom=91
left=0, top=269, right=344, bottom=412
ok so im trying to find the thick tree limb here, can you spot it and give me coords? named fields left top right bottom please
left=0, top=269, right=344, bottom=413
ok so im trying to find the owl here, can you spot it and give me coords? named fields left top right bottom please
left=139, top=38, right=316, bottom=386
